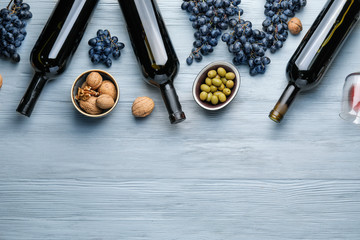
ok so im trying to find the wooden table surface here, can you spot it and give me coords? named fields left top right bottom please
left=1, top=0, right=360, bottom=239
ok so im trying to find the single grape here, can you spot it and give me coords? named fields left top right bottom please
left=91, top=54, right=100, bottom=64
left=14, top=0, right=23, bottom=6
left=116, top=42, right=125, bottom=50
left=112, top=49, right=120, bottom=59
left=105, top=58, right=112, bottom=67
left=11, top=52, right=20, bottom=62
left=89, top=48, right=95, bottom=57
left=88, top=38, right=97, bottom=46
left=21, top=3, right=30, bottom=11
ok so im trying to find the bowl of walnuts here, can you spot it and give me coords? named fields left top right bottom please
left=71, top=69, right=119, bottom=117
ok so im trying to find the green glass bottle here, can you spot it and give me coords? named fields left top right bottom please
left=118, top=0, right=186, bottom=124
left=17, top=0, right=99, bottom=117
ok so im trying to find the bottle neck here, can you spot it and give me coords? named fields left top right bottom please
left=16, top=72, right=48, bottom=117
left=269, top=83, right=300, bottom=123
left=160, top=82, right=186, bottom=124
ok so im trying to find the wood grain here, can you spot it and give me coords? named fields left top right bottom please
left=1, top=179, right=360, bottom=240
left=1, top=0, right=360, bottom=239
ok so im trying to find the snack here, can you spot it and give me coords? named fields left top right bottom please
left=75, top=86, right=99, bottom=101
left=98, top=80, right=117, bottom=100
left=199, top=67, right=235, bottom=105
left=86, top=72, right=103, bottom=90
left=132, top=96, right=155, bottom=118
left=79, top=96, right=102, bottom=115
left=75, top=71, right=117, bottom=115
left=288, top=17, right=303, bottom=35
left=96, top=94, right=115, bottom=110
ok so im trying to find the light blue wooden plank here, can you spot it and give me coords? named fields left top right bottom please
left=1, top=180, right=360, bottom=240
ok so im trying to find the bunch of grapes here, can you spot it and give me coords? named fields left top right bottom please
left=262, top=0, right=306, bottom=53
left=222, top=20, right=271, bottom=76
left=0, top=0, right=32, bottom=62
left=88, top=29, right=125, bottom=68
left=181, top=0, right=243, bottom=65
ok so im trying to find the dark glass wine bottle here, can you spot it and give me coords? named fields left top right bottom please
left=17, top=0, right=99, bottom=117
left=269, top=0, right=360, bottom=123
left=118, top=0, right=186, bottom=124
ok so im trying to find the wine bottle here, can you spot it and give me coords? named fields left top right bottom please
left=269, top=0, right=360, bottom=123
left=17, top=0, right=99, bottom=117
left=118, top=0, right=186, bottom=124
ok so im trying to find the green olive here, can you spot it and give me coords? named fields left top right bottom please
left=217, top=67, right=226, bottom=77
left=225, top=72, right=235, bottom=80
left=226, top=80, right=234, bottom=89
left=207, top=70, right=217, bottom=78
left=219, top=93, right=227, bottom=102
left=206, top=92, right=213, bottom=102
left=212, top=78, right=222, bottom=87
left=210, top=85, right=218, bottom=92
left=223, top=88, right=231, bottom=96
left=218, top=83, right=225, bottom=91
left=200, top=84, right=211, bottom=93
left=211, top=95, right=219, bottom=105
left=199, top=91, right=208, bottom=101
left=214, top=74, right=221, bottom=79
left=221, top=77, right=227, bottom=84
left=214, top=91, right=222, bottom=97
left=205, top=77, right=212, bottom=86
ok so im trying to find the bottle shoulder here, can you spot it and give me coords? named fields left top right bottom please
left=286, top=61, right=322, bottom=91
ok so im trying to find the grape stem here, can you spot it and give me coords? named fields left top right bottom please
left=6, top=0, right=14, bottom=10
left=99, top=30, right=120, bottom=51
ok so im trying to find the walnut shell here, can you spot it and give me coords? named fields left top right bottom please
left=96, top=94, right=115, bottom=110
left=288, top=17, right=303, bottom=35
left=79, top=96, right=102, bottom=115
left=0, top=74, right=2, bottom=89
left=99, top=80, right=117, bottom=100
left=132, top=96, right=155, bottom=118
left=86, top=72, right=103, bottom=90
left=81, top=81, right=88, bottom=88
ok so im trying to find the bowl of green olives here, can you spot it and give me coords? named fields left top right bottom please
left=192, top=61, right=240, bottom=111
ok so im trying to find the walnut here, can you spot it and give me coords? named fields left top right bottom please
left=288, top=17, right=303, bottom=35
left=132, top=96, right=155, bottom=118
left=96, top=94, right=115, bottom=110
left=86, top=72, right=103, bottom=90
left=98, top=80, right=117, bottom=100
left=79, top=96, right=102, bottom=115
left=75, top=86, right=99, bottom=101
